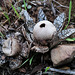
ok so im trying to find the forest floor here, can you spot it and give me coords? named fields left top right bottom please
left=0, top=0, right=75, bottom=75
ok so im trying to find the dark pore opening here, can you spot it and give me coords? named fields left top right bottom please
left=40, top=23, right=45, bottom=28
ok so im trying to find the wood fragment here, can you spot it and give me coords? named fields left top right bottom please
left=53, top=0, right=69, bottom=8
left=43, top=67, right=75, bottom=74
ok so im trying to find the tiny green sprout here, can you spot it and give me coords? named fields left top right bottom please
left=23, top=0, right=27, bottom=10
left=0, top=7, right=2, bottom=10
left=27, top=0, right=29, bottom=3
left=45, top=67, right=50, bottom=72
left=64, top=0, right=72, bottom=29
left=18, top=59, right=29, bottom=68
left=29, top=55, right=34, bottom=65
left=66, top=38, right=75, bottom=41
left=22, top=0, right=32, bottom=10
left=0, top=32, right=4, bottom=38
left=72, top=38, right=75, bottom=40
left=22, top=3, right=27, bottom=7
left=3, top=12, right=10, bottom=24
left=27, top=5, right=32, bottom=9
left=29, top=53, right=37, bottom=65
left=11, top=4, right=21, bottom=19
left=0, top=7, right=10, bottom=24
left=17, top=7, right=21, bottom=11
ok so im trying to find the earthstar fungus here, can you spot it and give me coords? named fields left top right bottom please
left=2, top=37, right=21, bottom=56
left=33, top=20, right=57, bottom=40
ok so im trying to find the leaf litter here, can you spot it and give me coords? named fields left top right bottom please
left=0, top=0, right=75, bottom=75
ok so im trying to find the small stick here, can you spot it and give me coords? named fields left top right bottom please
left=53, top=0, right=69, bottom=8
left=16, top=23, right=25, bottom=30
left=43, top=67, right=75, bottom=74
left=51, top=2, right=56, bottom=16
left=43, top=0, right=46, bottom=6
left=2, top=20, right=8, bottom=25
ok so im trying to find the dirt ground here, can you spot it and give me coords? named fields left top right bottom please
left=0, top=0, right=75, bottom=75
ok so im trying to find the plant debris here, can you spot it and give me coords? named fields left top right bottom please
left=0, top=0, right=75, bottom=75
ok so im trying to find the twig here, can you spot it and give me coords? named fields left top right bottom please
left=43, top=67, right=75, bottom=74
left=0, top=21, right=8, bottom=30
left=16, top=23, right=25, bottom=30
left=2, top=20, right=8, bottom=25
left=53, top=0, right=69, bottom=8
left=51, top=2, right=56, bottom=16
left=29, top=1, right=37, bottom=6
left=43, top=0, right=47, bottom=6
left=55, top=8, right=61, bottom=14
left=29, top=1, right=43, bottom=6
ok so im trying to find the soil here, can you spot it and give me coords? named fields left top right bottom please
left=0, top=0, right=75, bottom=75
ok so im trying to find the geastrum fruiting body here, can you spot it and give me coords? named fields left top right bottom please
left=2, top=37, right=21, bottom=56
left=31, top=9, right=75, bottom=53
left=1, top=8, right=75, bottom=69
left=33, top=20, right=57, bottom=41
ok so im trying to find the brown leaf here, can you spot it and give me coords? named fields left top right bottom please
left=30, top=63, right=47, bottom=75
left=19, top=68, right=26, bottom=73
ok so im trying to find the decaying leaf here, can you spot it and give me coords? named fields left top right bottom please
left=31, top=45, right=49, bottom=53
left=0, top=38, right=7, bottom=66
left=9, top=57, right=22, bottom=70
left=20, top=41, right=30, bottom=58
left=30, top=63, right=47, bottom=75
